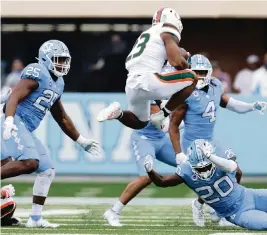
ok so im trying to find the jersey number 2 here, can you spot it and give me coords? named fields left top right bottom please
left=195, top=176, right=234, bottom=204
left=34, top=90, right=59, bottom=113
left=126, top=33, right=150, bottom=62
left=202, top=101, right=216, bottom=123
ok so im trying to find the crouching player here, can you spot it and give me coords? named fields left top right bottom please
left=1, top=184, right=21, bottom=226
left=104, top=101, right=185, bottom=226
left=1, top=40, right=100, bottom=228
left=145, top=139, right=267, bottom=230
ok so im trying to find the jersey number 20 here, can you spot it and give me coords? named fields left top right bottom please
left=202, top=101, right=216, bottom=123
left=195, top=176, right=234, bottom=204
left=126, top=33, right=150, bottom=62
left=34, top=90, right=59, bottom=113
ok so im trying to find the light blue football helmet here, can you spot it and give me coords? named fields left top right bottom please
left=38, top=40, right=71, bottom=77
left=188, top=54, right=212, bottom=89
left=187, top=139, right=216, bottom=180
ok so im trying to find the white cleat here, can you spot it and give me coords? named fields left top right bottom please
left=97, top=102, right=122, bottom=122
left=218, top=217, right=237, bottom=227
left=150, top=110, right=166, bottom=130
left=104, top=208, right=122, bottom=227
left=209, top=206, right=221, bottom=223
left=25, top=217, right=59, bottom=228
left=192, top=199, right=205, bottom=227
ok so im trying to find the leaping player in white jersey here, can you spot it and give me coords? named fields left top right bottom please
left=97, top=8, right=198, bottom=129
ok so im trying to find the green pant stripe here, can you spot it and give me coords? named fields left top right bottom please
left=155, top=72, right=195, bottom=81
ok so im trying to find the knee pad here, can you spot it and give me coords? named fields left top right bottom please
left=1, top=197, right=16, bottom=220
left=33, top=168, right=55, bottom=197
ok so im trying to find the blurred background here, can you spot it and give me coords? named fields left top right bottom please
left=1, top=1, right=267, bottom=193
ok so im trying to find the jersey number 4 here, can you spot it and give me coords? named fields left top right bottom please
left=202, top=101, right=216, bottom=123
left=126, top=33, right=150, bottom=62
left=34, top=90, right=59, bottom=113
left=195, top=176, right=234, bottom=204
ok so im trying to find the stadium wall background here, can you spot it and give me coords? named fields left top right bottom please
left=1, top=18, right=267, bottom=92
left=31, top=93, right=267, bottom=176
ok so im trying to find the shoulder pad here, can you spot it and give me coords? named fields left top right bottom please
left=210, top=77, right=223, bottom=93
left=21, top=63, right=47, bottom=81
left=159, top=22, right=181, bottom=41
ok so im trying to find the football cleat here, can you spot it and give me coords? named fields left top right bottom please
left=104, top=208, right=122, bottom=227
left=192, top=199, right=205, bottom=227
left=97, top=102, right=122, bottom=122
left=25, top=216, right=59, bottom=228
left=218, top=217, right=237, bottom=227
left=209, top=206, right=221, bottom=223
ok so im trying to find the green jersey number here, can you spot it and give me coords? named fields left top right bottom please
left=126, top=33, right=150, bottom=62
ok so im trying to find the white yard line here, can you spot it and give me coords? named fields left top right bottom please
left=14, top=209, right=88, bottom=218
left=14, top=197, right=193, bottom=205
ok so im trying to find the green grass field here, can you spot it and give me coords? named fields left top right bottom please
left=4, top=181, right=266, bottom=197
left=2, top=204, right=267, bottom=235
left=2, top=181, right=267, bottom=234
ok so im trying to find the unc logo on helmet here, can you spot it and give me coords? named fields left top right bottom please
left=38, top=40, right=71, bottom=77
left=187, top=139, right=216, bottom=180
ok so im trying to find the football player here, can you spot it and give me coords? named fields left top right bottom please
left=103, top=101, right=184, bottom=226
left=168, top=54, right=267, bottom=226
left=1, top=184, right=21, bottom=226
left=1, top=40, right=100, bottom=228
left=144, top=139, right=267, bottom=230
left=97, top=8, right=198, bottom=130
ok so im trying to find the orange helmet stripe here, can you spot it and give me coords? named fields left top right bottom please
left=155, top=8, right=165, bottom=23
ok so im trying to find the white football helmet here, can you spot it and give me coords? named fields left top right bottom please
left=152, top=8, right=183, bottom=35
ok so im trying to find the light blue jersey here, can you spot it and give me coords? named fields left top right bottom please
left=182, top=78, right=223, bottom=151
left=177, top=161, right=245, bottom=218
left=1, top=62, right=64, bottom=173
left=177, top=153, right=267, bottom=230
left=16, top=63, right=64, bottom=132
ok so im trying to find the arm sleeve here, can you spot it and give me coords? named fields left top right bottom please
left=226, top=97, right=254, bottom=114
left=209, top=154, right=237, bottom=173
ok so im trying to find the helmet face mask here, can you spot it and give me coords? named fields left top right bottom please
left=187, top=139, right=216, bottom=180
left=189, top=54, right=212, bottom=89
left=191, top=162, right=215, bottom=180
left=51, top=56, right=71, bottom=77
left=38, top=40, right=71, bottom=77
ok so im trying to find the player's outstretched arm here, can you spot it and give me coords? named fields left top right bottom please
left=200, top=142, right=237, bottom=173
left=50, top=99, right=100, bottom=155
left=160, top=33, right=189, bottom=70
left=220, top=94, right=267, bottom=114
left=169, top=104, right=188, bottom=164
left=143, top=155, right=184, bottom=187
left=3, top=79, right=38, bottom=140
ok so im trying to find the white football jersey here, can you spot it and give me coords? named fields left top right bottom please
left=125, top=22, right=181, bottom=75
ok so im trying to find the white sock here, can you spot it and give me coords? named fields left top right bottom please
left=194, top=200, right=204, bottom=209
left=31, top=203, right=43, bottom=216
left=112, top=201, right=124, bottom=214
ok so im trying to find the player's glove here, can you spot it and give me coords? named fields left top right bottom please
left=253, top=101, right=267, bottom=114
left=3, top=116, right=18, bottom=140
left=1, top=184, right=15, bottom=199
left=76, top=135, right=100, bottom=155
left=175, top=152, right=188, bottom=165
left=200, top=141, right=213, bottom=159
left=144, top=155, right=154, bottom=173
